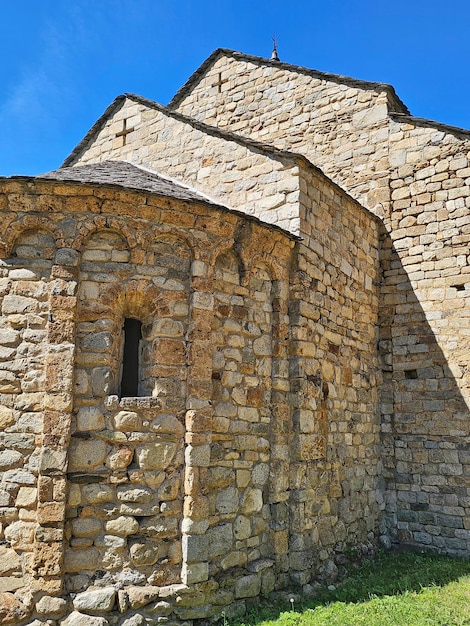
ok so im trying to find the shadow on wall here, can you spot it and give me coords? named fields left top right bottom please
left=380, top=228, right=470, bottom=555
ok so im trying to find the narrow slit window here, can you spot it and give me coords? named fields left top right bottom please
left=120, top=318, right=142, bottom=397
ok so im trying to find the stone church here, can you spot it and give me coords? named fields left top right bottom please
left=0, top=48, right=468, bottom=624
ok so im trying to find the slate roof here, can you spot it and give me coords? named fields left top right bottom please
left=33, top=160, right=300, bottom=240
left=39, top=161, right=219, bottom=204
left=168, top=48, right=411, bottom=114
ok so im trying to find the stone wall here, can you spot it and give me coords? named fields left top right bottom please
left=0, top=179, right=291, bottom=623
left=170, top=51, right=470, bottom=554
left=0, top=173, right=380, bottom=623
left=382, top=122, right=470, bottom=554
left=287, top=164, right=381, bottom=584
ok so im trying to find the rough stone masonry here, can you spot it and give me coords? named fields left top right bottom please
left=0, top=48, right=468, bottom=625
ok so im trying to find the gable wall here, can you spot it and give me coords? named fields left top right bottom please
left=173, top=55, right=392, bottom=219
left=72, top=99, right=302, bottom=234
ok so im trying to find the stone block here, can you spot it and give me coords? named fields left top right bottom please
left=60, top=611, right=109, bottom=625
left=216, top=485, right=239, bottom=514
left=106, top=515, right=139, bottom=537
left=129, top=541, right=160, bottom=566
left=112, top=410, right=141, bottom=431
left=185, top=444, right=211, bottom=467
left=182, top=533, right=209, bottom=562
left=136, top=442, right=177, bottom=469
left=0, top=547, right=21, bottom=575
left=76, top=407, right=105, bottom=431
left=81, top=484, right=114, bottom=504
left=64, top=547, right=100, bottom=573
left=73, top=588, right=116, bottom=613
left=68, top=439, right=107, bottom=471
left=126, top=586, right=160, bottom=610
left=0, top=577, right=24, bottom=593
left=234, top=574, right=261, bottom=599
left=0, top=406, right=14, bottom=429
left=0, top=450, right=23, bottom=470
left=0, top=593, right=31, bottom=624
left=206, top=523, right=233, bottom=559
left=241, top=489, right=263, bottom=514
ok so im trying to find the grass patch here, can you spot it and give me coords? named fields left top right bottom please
left=232, top=550, right=470, bottom=626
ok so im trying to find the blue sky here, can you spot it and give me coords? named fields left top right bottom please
left=1, top=1, right=469, bottom=176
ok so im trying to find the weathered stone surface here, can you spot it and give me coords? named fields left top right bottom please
left=68, top=439, right=107, bottom=471
left=0, top=578, right=23, bottom=593
left=0, top=593, right=31, bottom=624
left=206, top=523, right=233, bottom=559
left=0, top=546, right=21, bottom=575
left=135, top=442, right=176, bottom=469
left=116, top=485, right=153, bottom=503
left=120, top=614, right=145, bottom=626
left=104, top=445, right=134, bottom=470
left=234, top=574, right=261, bottom=599
left=0, top=406, right=14, bottom=429
left=60, top=611, right=109, bottom=626
left=35, top=595, right=68, bottom=618
left=112, top=411, right=142, bottom=431
left=0, top=450, right=23, bottom=470
left=126, top=585, right=161, bottom=609
left=241, top=489, right=263, bottom=514
left=216, top=485, right=239, bottom=514
left=73, top=588, right=116, bottom=613
left=76, top=407, right=105, bottom=431
left=4, top=521, right=35, bottom=550
left=129, top=542, right=159, bottom=566
left=64, top=547, right=100, bottom=572
left=150, top=414, right=184, bottom=436
left=81, top=484, right=114, bottom=504
left=105, top=516, right=139, bottom=536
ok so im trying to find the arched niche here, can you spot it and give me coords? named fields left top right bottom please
left=2, top=228, right=57, bottom=279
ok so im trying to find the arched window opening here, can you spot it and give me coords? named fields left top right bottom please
left=120, top=318, right=142, bottom=397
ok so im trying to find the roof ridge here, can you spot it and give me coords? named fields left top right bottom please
left=167, top=48, right=410, bottom=114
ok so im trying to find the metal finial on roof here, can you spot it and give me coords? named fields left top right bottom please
left=271, top=36, right=280, bottom=61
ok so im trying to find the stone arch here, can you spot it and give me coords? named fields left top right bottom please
left=73, top=218, right=136, bottom=253
left=140, top=225, right=199, bottom=260
left=245, top=251, right=286, bottom=283
left=146, top=232, right=192, bottom=283
left=2, top=218, right=60, bottom=258
left=2, top=227, right=58, bottom=283
left=213, top=247, right=243, bottom=292
left=106, top=279, right=165, bottom=321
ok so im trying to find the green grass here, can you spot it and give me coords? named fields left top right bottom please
left=233, top=550, right=470, bottom=626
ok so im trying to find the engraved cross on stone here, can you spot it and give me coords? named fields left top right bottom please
left=212, top=72, right=228, bottom=93
left=116, top=119, right=135, bottom=146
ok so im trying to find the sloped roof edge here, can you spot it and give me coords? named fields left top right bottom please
left=61, top=93, right=379, bottom=225
left=390, top=112, right=470, bottom=138
left=167, top=48, right=410, bottom=114
left=1, top=164, right=300, bottom=242
left=62, top=92, right=309, bottom=168
left=62, top=95, right=127, bottom=167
